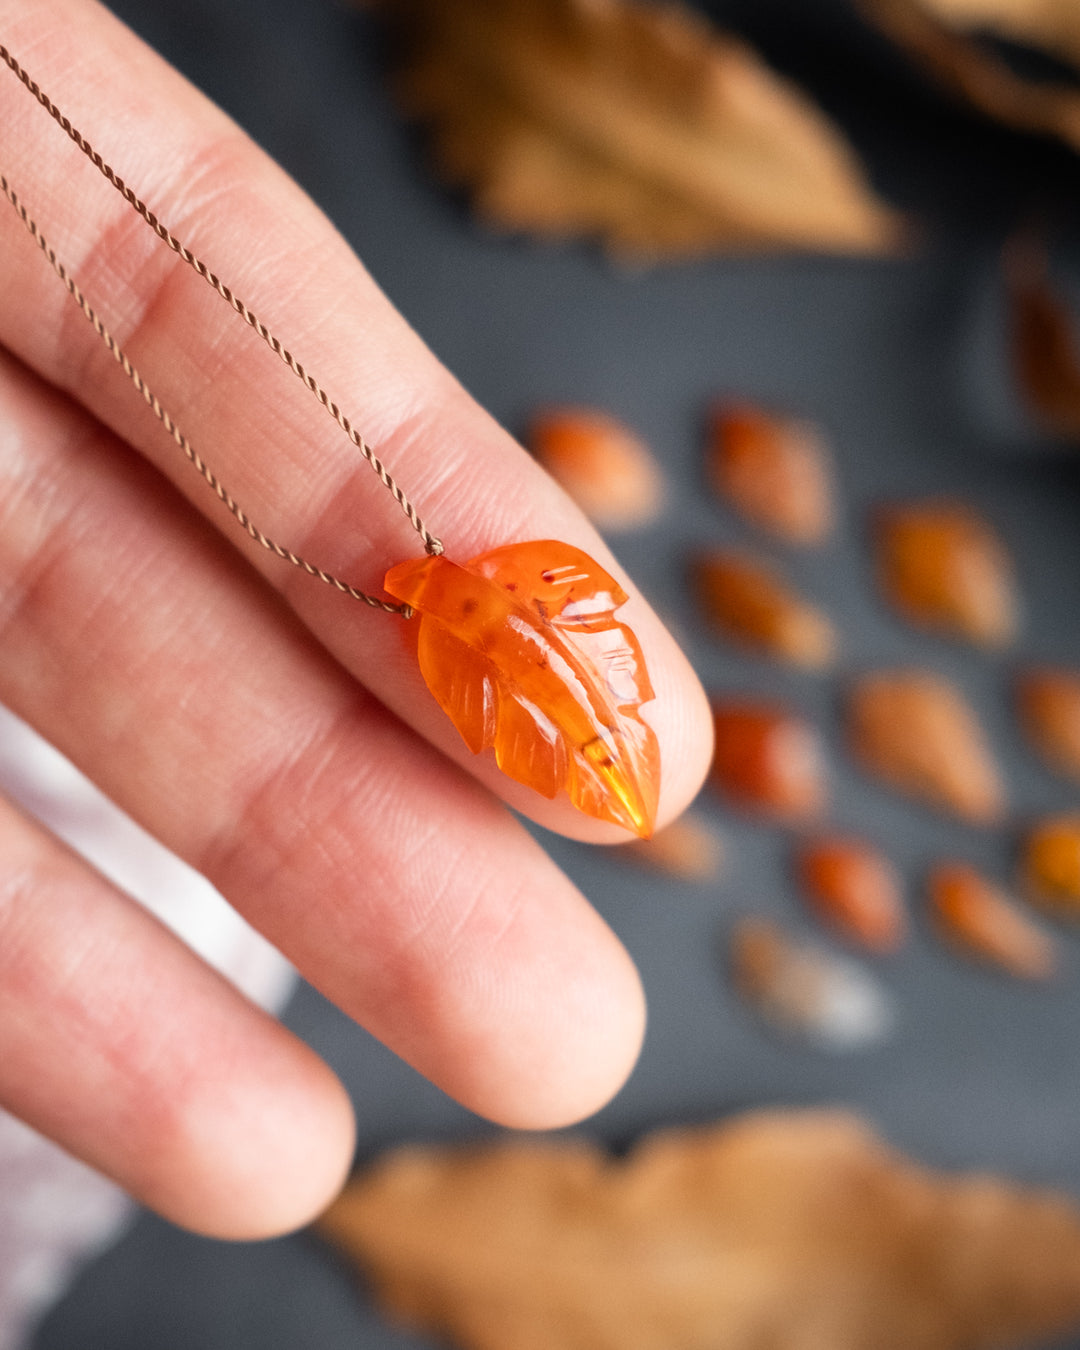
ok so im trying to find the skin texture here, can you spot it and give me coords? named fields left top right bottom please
left=0, top=0, right=712, bottom=1238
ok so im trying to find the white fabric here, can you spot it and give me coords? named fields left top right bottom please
left=0, top=704, right=296, bottom=1349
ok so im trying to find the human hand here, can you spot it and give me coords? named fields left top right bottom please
left=0, top=0, right=711, bottom=1239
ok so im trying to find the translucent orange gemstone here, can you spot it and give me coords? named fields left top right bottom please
left=384, top=540, right=660, bottom=837
left=847, top=670, right=1005, bottom=824
left=796, top=837, right=905, bottom=953
left=711, top=700, right=826, bottom=819
left=694, top=549, right=835, bottom=669
left=1023, top=815, right=1080, bottom=915
left=708, top=404, right=834, bottom=546
left=874, top=502, right=1017, bottom=647
left=530, top=408, right=665, bottom=531
left=1017, top=668, right=1080, bottom=783
left=928, top=862, right=1055, bottom=980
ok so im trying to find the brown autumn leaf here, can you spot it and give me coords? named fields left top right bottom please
left=859, top=0, right=1080, bottom=152
left=1005, top=237, right=1080, bottom=439
left=319, top=1109, right=1080, bottom=1350
left=915, top=0, right=1080, bottom=70
left=374, top=0, right=903, bottom=258
left=847, top=669, right=1005, bottom=823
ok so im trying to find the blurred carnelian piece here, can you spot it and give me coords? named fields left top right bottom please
left=711, top=700, right=826, bottom=819
left=530, top=408, right=665, bottom=530
left=708, top=404, right=834, bottom=546
left=874, top=502, right=1018, bottom=646
left=622, top=812, right=724, bottom=882
left=694, top=550, right=836, bottom=669
left=1017, top=668, right=1080, bottom=783
left=848, top=671, right=1005, bottom=824
left=730, top=919, right=894, bottom=1049
left=928, top=862, right=1056, bottom=980
left=796, top=837, right=905, bottom=953
left=1023, top=814, right=1080, bottom=915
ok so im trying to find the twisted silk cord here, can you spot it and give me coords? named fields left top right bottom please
left=0, top=43, right=445, bottom=615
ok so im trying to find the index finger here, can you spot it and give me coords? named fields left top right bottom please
left=0, top=0, right=711, bottom=841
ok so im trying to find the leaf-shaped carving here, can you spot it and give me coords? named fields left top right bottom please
left=374, top=0, right=903, bottom=258
left=385, top=540, right=660, bottom=836
left=319, top=1109, right=1080, bottom=1350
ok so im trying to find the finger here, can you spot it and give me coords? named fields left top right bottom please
left=0, top=341, right=646, bottom=1127
left=0, top=789, right=354, bottom=1239
left=0, top=0, right=712, bottom=840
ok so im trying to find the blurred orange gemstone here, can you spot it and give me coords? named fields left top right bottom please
left=694, top=550, right=836, bottom=669
left=622, top=812, right=724, bottom=882
left=729, top=918, right=894, bottom=1049
left=797, top=837, right=905, bottom=953
left=928, top=862, right=1056, bottom=980
left=1023, top=814, right=1080, bottom=915
left=711, top=700, right=826, bottom=819
left=848, top=670, right=1005, bottom=825
left=874, top=502, right=1017, bottom=647
left=530, top=408, right=665, bottom=530
left=708, top=403, right=834, bottom=546
left=1017, top=668, right=1080, bottom=783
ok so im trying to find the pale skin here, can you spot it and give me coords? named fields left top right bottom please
left=0, top=0, right=712, bottom=1240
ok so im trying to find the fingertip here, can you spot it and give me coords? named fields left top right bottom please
left=136, top=1039, right=357, bottom=1242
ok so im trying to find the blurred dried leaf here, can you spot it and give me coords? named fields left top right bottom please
left=1006, top=238, right=1080, bottom=439
left=917, top=0, right=1080, bottom=70
left=860, top=0, right=1080, bottom=151
left=848, top=670, right=1005, bottom=823
left=320, top=1109, right=1080, bottom=1350
left=377, top=0, right=903, bottom=258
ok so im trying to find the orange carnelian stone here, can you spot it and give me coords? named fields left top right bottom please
left=711, top=700, right=826, bottom=819
left=1017, top=668, right=1080, bottom=783
left=530, top=408, right=665, bottom=531
left=1023, top=814, right=1080, bottom=915
left=928, top=862, right=1055, bottom=980
left=385, top=540, right=660, bottom=837
left=847, top=670, right=1005, bottom=825
left=796, top=837, right=905, bottom=953
left=874, top=502, right=1017, bottom=647
left=708, top=404, right=834, bottom=546
left=694, top=549, right=835, bottom=669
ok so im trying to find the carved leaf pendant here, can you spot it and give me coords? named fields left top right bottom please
left=384, top=540, right=660, bottom=837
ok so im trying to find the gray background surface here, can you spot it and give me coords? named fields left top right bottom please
left=25, top=0, right=1080, bottom=1345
